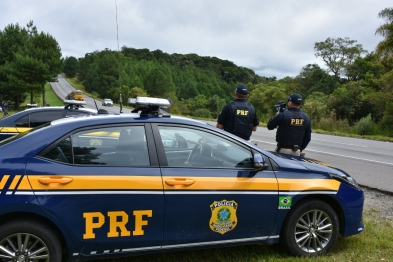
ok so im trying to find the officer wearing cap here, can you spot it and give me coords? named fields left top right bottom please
left=216, top=84, right=259, bottom=140
left=267, top=93, right=311, bottom=156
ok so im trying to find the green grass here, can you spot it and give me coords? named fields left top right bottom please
left=90, top=211, right=393, bottom=262
left=44, top=83, right=64, bottom=106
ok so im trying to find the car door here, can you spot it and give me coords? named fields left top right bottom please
left=25, top=124, right=164, bottom=258
left=152, top=124, right=278, bottom=247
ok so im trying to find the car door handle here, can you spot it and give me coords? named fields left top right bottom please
left=38, top=177, right=73, bottom=185
left=165, top=178, right=195, bottom=186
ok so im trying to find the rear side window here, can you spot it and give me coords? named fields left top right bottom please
left=15, top=111, right=64, bottom=128
left=29, top=111, right=63, bottom=127
left=41, top=125, right=150, bottom=166
left=14, top=115, right=29, bottom=127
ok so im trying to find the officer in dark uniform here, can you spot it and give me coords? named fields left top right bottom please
left=216, top=84, right=259, bottom=140
left=267, top=93, right=311, bottom=156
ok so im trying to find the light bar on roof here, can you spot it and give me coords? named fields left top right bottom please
left=63, top=100, right=87, bottom=106
left=127, top=97, right=171, bottom=108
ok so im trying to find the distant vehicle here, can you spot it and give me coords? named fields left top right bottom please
left=102, top=98, right=114, bottom=107
left=0, top=97, right=364, bottom=261
left=0, top=106, right=2, bottom=112
left=67, top=90, right=84, bottom=101
left=0, top=100, right=96, bottom=141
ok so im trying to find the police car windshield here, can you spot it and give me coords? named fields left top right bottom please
left=0, top=123, right=50, bottom=146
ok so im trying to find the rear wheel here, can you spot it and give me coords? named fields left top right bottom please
left=281, top=199, right=339, bottom=256
left=0, top=219, right=62, bottom=262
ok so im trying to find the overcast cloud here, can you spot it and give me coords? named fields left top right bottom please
left=1, top=0, right=391, bottom=79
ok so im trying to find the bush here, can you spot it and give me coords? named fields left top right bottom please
left=194, top=109, right=213, bottom=118
left=356, top=114, right=376, bottom=136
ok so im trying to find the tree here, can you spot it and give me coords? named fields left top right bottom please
left=314, top=37, right=366, bottom=84
left=297, top=64, right=339, bottom=96
left=143, top=67, right=175, bottom=97
left=379, top=101, right=393, bottom=135
left=0, top=21, right=62, bottom=106
left=328, top=81, right=364, bottom=124
left=178, top=79, right=198, bottom=100
left=375, top=8, right=393, bottom=59
left=0, top=23, right=28, bottom=107
left=346, top=53, right=385, bottom=83
left=63, top=56, right=79, bottom=77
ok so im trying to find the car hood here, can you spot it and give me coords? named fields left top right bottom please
left=269, top=151, right=347, bottom=175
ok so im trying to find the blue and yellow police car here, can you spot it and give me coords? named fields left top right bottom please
left=0, top=100, right=96, bottom=141
left=0, top=97, right=364, bottom=261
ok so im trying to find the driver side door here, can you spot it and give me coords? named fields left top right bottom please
left=152, top=124, right=278, bottom=247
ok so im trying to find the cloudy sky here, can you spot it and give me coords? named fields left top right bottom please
left=1, top=0, right=391, bottom=79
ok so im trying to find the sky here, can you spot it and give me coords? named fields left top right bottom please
left=1, top=0, right=392, bottom=79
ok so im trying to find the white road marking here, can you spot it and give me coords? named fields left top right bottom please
left=254, top=140, right=393, bottom=167
left=312, top=139, right=367, bottom=147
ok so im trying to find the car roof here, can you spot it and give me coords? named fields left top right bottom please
left=50, top=113, right=207, bottom=127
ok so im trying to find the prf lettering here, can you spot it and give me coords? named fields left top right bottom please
left=83, top=210, right=152, bottom=239
left=236, top=110, right=249, bottom=116
left=291, top=119, right=304, bottom=126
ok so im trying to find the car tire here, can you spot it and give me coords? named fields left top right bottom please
left=0, top=219, right=63, bottom=261
left=280, top=199, right=339, bottom=257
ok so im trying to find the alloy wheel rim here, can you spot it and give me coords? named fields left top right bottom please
left=0, top=233, right=49, bottom=262
left=294, top=209, right=333, bottom=253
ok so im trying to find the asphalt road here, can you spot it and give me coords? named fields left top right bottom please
left=50, top=76, right=393, bottom=194
left=51, top=75, right=125, bottom=114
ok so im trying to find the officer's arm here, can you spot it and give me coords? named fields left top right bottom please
left=216, top=123, right=224, bottom=129
left=267, top=114, right=281, bottom=130
left=301, top=120, right=312, bottom=150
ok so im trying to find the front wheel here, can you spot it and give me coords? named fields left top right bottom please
left=281, top=199, right=339, bottom=256
left=0, top=219, right=63, bottom=262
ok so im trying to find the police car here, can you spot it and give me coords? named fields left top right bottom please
left=0, top=97, right=364, bottom=261
left=0, top=100, right=97, bottom=141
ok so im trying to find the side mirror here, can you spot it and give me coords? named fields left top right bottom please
left=254, top=153, right=266, bottom=170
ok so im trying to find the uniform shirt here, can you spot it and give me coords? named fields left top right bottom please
left=267, top=108, right=311, bottom=151
left=217, top=99, right=259, bottom=140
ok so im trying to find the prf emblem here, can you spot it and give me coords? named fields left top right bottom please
left=209, top=200, right=238, bottom=235
left=236, top=109, right=249, bottom=116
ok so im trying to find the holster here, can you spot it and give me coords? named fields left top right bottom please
left=292, top=145, right=299, bottom=152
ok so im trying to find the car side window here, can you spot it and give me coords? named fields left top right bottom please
left=41, top=137, right=72, bottom=163
left=158, top=126, right=253, bottom=168
left=29, top=111, right=63, bottom=127
left=41, top=126, right=150, bottom=166
left=14, top=115, right=29, bottom=127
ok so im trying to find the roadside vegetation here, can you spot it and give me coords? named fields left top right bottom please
left=91, top=209, right=393, bottom=262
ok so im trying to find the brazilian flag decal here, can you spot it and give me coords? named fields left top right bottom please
left=279, top=196, right=292, bottom=209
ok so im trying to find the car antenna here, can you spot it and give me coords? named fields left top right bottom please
left=115, top=0, right=123, bottom=113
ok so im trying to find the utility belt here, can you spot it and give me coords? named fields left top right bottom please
left=276, top=144, right=300, bottom=152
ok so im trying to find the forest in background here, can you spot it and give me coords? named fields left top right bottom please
left=64, top=33, right=393, bottom=137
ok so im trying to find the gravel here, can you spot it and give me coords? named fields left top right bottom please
left=361, top=186, right=393, bottom=220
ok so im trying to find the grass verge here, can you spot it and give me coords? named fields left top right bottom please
left=91, top=211, right=392, bottom=262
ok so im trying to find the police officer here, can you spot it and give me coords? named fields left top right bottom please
left=267, top=93, right=311, bottom=156
left=216, top=84, right=259, bottom=140
left=1, top=101, right=9, bottom=117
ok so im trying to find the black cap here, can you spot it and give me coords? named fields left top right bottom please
left=288, top=93, right=303, bottom=105
left=235, top=84, right=249, bottom=95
